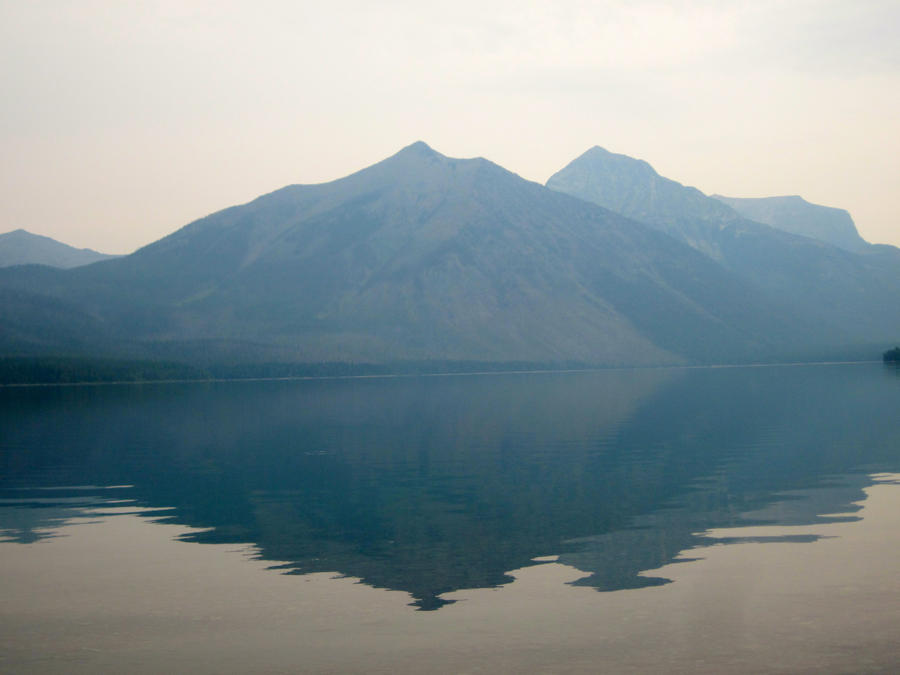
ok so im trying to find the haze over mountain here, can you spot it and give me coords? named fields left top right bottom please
left=545, top=147, right=741, bottom=258
left=710, top=195, right=870, bottom=253
left=0, top=229, right=119, bottom=269
left=547, top=147, right=900, bottom=353
left=0, top=142, right=815, bottom=368
left=0, top=142, right=898, bottom=374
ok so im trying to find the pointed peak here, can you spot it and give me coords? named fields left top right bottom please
left=397, top=140, right=441, bottom=157
left=585, top=145, right=612, bottom=155
left=371, top=141, right=450, bottom=169
left=565, top=145, right=659, bottom=177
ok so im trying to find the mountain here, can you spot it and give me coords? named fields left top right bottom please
left=0, top=142, right=815, bottom=368
left=547, top=147, right=900, bottom=354
left=0, top=229, right=119, bottom=269
left=711, top=195, right=869, bottom=253
left=546, top=146, right=740, bottom=259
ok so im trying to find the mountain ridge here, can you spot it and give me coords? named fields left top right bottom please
left=1, top=142, right=896, bottom=372
left=710, top=194, right=870, bottom=253
left=0, top=143, right=814, bottom=367
left=0, top=229, right=120, bottom=269
left=546, top=147, right=900, bottom=349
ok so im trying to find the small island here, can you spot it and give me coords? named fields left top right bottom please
left=884, top=347, right=900, bottom=363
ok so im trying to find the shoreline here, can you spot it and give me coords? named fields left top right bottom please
left=0, top=359, right=882, bottom=389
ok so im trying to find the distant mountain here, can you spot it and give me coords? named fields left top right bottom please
left=0, top=229, right=119, bottom=269
left=547, top=147, right=900, bottom=353
left=546, top=146, right=740, bottom=259
left=711, top=195, right=869, bottom=253
left=0, top=142, right=817, bottom=367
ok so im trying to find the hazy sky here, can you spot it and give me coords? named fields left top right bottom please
left=2, top=0, right=898, bottom=253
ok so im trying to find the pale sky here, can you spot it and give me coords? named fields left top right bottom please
left=2, top=0, right=898, bottom=253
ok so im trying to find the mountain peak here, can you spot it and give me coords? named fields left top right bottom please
left=2, top=228, right=44, bottom=240
left=0, top=229, right=119, bottom=268
left=2, top=228, right=53, bottom=242
left=573, top=146, right=660, bottom=177
left=547, top=146, right=739, bottom=245
left=365, top=141, right=450, bottom=172
left=396, top=140, right=442, bottom=158
left=323, top=141, right=520, bottom=195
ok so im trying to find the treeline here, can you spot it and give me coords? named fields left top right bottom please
left=0, top=357, right=208, bottom=385
left=0, top=357, right=591, bottom=385
left=884, top=347, right=900, bottom=363
left=205, top=359, right=589, bottom=380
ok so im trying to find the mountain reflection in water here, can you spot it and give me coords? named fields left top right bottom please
left=1, top=363, right=899, bottom=610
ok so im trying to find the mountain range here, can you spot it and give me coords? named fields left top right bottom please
left=710, top=194, right=869, bottom=253
left=1, top=142, right=898, bottom=374
left=547, top=147, right=900, bottom=354
left=0, top=229, right=119, bottom=269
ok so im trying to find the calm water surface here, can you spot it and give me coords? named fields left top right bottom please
left=1, top=363, right=899, bottom=672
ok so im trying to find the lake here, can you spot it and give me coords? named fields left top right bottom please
left=2, top=363, right=899, bottom=673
